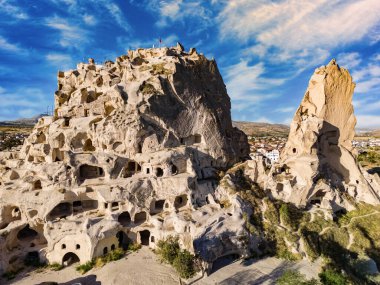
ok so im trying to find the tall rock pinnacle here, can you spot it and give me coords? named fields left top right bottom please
left=269, top=60, right=380, bottom=210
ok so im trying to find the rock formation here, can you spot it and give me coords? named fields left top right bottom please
left=266, top=59, right=380, bottom=211
left=0, top=45, right=250, bottom=273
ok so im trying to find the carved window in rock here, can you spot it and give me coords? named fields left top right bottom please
left=63, top=117, right=70, bottom=127
left=17, top=225, right=38, bottom=242
left=73, top=201, right=82, bottom=213
left=82, top=200, right=98, bottom=211
left=118, top=211, right=131, bottom=226
left=52, top=148, right=64, bottom=162
left=47, top=202, right=72, bottom=220
left=174, top=195, right=188, bottom=210
left=33, top=180, right=42, bottom=190
left=150, top=200, right=165, bottom=215
left=0, top=206, right=21, bottom=229
left=123, top=161, right=141, bottom=178
left=134, top=211, right=147, bottom=225
left=83, top=139, right=95, bottom=152
left=36, top=132, right=46, bottom=144
left=309, top=190, right=326, bottom=205
left=111, top=202, right=119, bottom=211
left=72, top=200, right=98, bottom=214
left=139, top=230, right=150, bottom=246
left=171, top=164, right=178, bottom=175
left=79, top=164, right=105, bottom=180
left=194, top=134, right=202, bottom=144
left=155, top=167, right=164, bottom=177
left=62, top=252, right=80, bottom=265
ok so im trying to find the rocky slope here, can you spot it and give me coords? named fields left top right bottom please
left=251, top=60, right=380, bottom=211
left=0, top=49, right=379, bottom=284
left=0, top=45, right=250, bottom=274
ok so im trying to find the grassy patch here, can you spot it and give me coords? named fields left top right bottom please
left=358, top=148, right=380, bottom=168
left=279, top=203, right=305, bottom=231
left=49, top=262, right=64, bottom=271
left=76, top=248, right=125, bottom=274
left=2, top=267, right=23, bottom=280
left=151, top=63, right=171, bottom=76
left=276, top=269, right=319, bottom=285
left=139, top=82, right=157, bottom=95
left=156, top=236, right=198, bottom=279
left=319, top=269, right=347, bottom=285
left=127, top=242, right=142, bottom=252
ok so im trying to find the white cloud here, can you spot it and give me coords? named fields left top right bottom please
left=143, top=0, right=212, bottom=32
left=83, top=14, right=97, bottom=26
left=0, top=36, right=21, bottom=52
left=49, top=1, right=130, bottom=32
left=45, top=16, right=89, bottom=48
left=356, top=115, right=380, bottom=128
left=225, top=60, right=285, bottom=101
left=100, top=2, right=130, bottom=31
left=0, top=0, right=29, bottom=20
left=46, top=53, right=74, bottom=70
left=276, top=107, right=295, bottom=113
left=373, top=53, right=380, bottom=61
left=352, top=64, right=380, bottom=93
left=46, top=53, right=71, bottom=62
left=337, top=52, right=362, bottom=70
left=218, top=0, right=380, bottom=65
left=0, top=87, right=51, bottom=120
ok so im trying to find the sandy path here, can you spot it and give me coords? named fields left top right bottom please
left=7, top=247, right=180, bottom=285
left=4, top=248, right=321, bottom=285
left=195, top=257, right=320, bottom=285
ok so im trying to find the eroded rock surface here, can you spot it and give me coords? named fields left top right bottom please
left=265, top=60, right=380, bottom=210
left=0, top=45, right=250, bottom=273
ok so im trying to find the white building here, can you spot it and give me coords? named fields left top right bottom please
left=265, top=149, right=280, bottom=163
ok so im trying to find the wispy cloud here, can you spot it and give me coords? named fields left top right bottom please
left=94, top=1, right=130, bottom=32
left=0, top=87, right=51, bottom=120
left=352, top=64, right=380, bottom=93
left=45, top=16, right=90, bottom=48
left=138, top=0, right=213, bottom=33
left=51, top=0, right=131, bottom=32
left=219, top=0, right=380, bottom=66
left=225, top=61, right=285, bottom=100
left=0, top=35, right=21, bottom=52
left=0, top=0, right=29, bottom=20
left=46, top=53, right=73, bottom=70
left=356, top=115, right=380, bottom=128
left=275, top=106, right=295, bottom=113
left=337, top=52, right=362, bottom=70
left=83, top=14, right=97, bottom=26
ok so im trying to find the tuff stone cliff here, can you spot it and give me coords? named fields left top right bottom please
left=264, top=60, right=380, bottom=211
left=0, top=45, right=250, bottom=273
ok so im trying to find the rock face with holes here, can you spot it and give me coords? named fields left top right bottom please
left=264, top=60, right=380, bottom=211
left=0, top=45, right=250, bottom=273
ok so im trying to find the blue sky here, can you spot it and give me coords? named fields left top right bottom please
left=0, top=0, right=380, bottom=128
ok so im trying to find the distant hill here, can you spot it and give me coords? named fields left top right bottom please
left=233, top=121, right=380, bottom=138
left=233, top=121, right=290, bottom=137
left=0, top=114, right=46, bottom=127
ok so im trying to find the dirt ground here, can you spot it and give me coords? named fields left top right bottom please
left=5, top=248, right=321, bottom=285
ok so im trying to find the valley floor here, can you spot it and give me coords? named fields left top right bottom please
left=4, top=247, right=321, bottom=285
